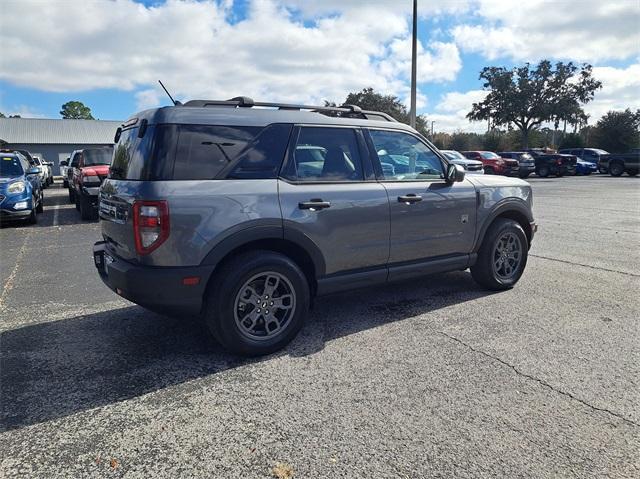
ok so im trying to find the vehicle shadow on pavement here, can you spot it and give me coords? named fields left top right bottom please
left=1, top=271, right=491, bottom=431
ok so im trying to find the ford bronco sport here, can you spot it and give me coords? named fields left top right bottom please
left=93, top=97, right=536, bottom=356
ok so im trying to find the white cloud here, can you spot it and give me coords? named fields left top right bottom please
left=0, top=0, right=462, bottom=110
left=584, top=64, right=640, bottom=123
left=453, top=0, right=640, bottom=62
left=428, top=90, right=488, bottom=133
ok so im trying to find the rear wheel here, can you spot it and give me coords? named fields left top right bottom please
left=471, top=218, right=528, bottom=290
left=203, top=251, right=310, bottom=356
left=609, top=161, right=624, bottom=177
left=484, top=166, right=495, bottom=175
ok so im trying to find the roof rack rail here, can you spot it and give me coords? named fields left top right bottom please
left=181, top=97, right=397, bottom=122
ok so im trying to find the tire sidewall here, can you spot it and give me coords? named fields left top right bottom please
left=610, top=162, right=624, bottom=176
left=206, top=252, right=310, bottom=356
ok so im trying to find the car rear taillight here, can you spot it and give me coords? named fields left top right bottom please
left=133, top=200, right=169, bottom=255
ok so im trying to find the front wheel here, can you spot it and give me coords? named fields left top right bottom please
left=36, top=191, right=44, bottom=213
left=470, top=218, right=528, bottom=290
left=203, top=251, right=310, bottom=356
left=68, top=188, right=75, bottom=203
left=28, top=196, right=38, bottom=224
left=79, top=193, right=96, bottom=220
left=519, top=173, right=530, bottom=179
left=536, top=165, right=550, bottom=177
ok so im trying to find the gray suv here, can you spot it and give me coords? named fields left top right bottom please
left=93, top=98, right=536, bottom=356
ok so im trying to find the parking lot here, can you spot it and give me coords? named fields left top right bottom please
left=1, top=176, right=639, bottom=478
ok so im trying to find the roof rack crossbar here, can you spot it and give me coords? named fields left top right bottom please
left=181, top=98, right=397, bottom=122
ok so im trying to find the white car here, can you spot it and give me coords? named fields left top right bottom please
left=441, top=150, right=485, bottom=174
left=60, top=157, right=70, bottom=187
left=32, top=156, right=51, bottom=187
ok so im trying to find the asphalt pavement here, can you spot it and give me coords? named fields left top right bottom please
left=1, top=176, right=639, bottom=478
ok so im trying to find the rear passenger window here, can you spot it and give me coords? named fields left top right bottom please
left=172, top=125, right=258, bottom=180
left=286, top=127, right=364, bottom=182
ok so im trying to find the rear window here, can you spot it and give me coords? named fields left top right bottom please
left=111, top=123, right=292, bottom=180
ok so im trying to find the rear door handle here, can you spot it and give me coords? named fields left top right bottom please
left=298, top=199, right=331, bottom=211
left=397, top=194, right=422, bottom=204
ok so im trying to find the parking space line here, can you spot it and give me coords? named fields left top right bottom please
left=529, top=254, right=639, bottom=277
left=53, top=205, right=60, bottom=226
left=0, top=231, right=31, bottom=312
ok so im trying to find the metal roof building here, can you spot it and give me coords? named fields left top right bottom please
left=0, top=118, right=121, bottom=175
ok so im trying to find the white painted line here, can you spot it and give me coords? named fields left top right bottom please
left=53, top=205, right=60, bottom=226
left=0, top=231, right=31, bottom=312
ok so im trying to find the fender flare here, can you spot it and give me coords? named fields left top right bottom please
left=200, top=222, right=326, bottom=278
left=473, top=199, right=533, bottom=252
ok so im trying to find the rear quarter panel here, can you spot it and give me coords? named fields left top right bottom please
left=100, top=179, right=281, bottom=267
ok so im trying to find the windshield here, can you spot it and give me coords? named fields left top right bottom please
left=443, top=150, right=466, bottom=160
left=83, top=148, right=113, bottom=166
left=480, top=151, right=501, bottom=159
left=0, top=156, right=25, bottom=177
left=594, top=149, right=608, bottom=154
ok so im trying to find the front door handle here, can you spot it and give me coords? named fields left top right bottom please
left=397, top=194, right=422, bottom=204
left=299, top=199, right=331, bottom=211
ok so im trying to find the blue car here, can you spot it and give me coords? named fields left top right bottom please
left=575, top=158, right=598, bottom=175
left=0, top=152, right=43, bottom=224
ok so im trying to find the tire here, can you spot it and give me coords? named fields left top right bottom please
left=28, top=196, right=38, bottom=224
left=536, top=165, right=550, bottom=177
left=519, top=173, right=530, bottom=179
left=585, top=170, right=592, bottom=176
left=470, top=218, right=528, bottom=291
left=75, top=194, right=80, bottom=211
left=36, top=191, right=44, bottom=213
left=63, top=180, right=68, bottom=188
left=68, top=188, right=75, bottom=203
left=79, top=193, right=95, bottom=220
left=202, top=250, right=310, bottom=356
left=609, top=161, right=624, bottom=177
left=484, top=167, right=495, bottom=175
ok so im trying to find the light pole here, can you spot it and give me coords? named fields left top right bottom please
left=409, top=0, right=417, bottom=129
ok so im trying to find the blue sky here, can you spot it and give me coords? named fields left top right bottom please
left=1, top=0, right=638, bottom=132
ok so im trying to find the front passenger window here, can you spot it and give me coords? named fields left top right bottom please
left=369, top=129, right=444, bottom=181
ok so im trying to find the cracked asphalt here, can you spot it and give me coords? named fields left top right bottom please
left=1, top=176, right=639, bottom=478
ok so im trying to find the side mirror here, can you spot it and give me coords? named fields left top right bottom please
left=446, top=163, right=465, bottom=183
left=60, top=160, right=68, bottom=167
left=26, top=167, right=40, bottom=176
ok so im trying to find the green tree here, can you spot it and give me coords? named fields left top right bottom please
left=468, top=61, right=601, bottom=148
left=0, top=112, right=21, bottom=118
left=60, top=101, right=95, bottom=119
left=334, top=88, right=430, bottom=137
left=558, top=132, right=585, bottom=149
left=591, top=109, right=640, bottom=153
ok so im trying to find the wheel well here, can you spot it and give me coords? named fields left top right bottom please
left=210, top=238, right=318, bottom=295
left=495, top=210, right=532, bottom=244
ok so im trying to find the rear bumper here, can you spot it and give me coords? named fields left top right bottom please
left=93, top=241, right=215, bottom=315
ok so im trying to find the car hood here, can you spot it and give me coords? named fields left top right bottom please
left=465, top=174, right=530, bottom=188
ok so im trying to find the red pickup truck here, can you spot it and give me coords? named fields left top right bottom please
left=462, top=151, right=520, bottom=176
left=71, top=147, right=113, bottom=220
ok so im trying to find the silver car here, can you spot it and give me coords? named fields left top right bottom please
left=441, top=150, right=484, bottom=174
left=94, top=98, right=536, bottom=356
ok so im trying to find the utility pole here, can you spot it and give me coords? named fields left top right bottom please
left=409, top=0, right=417, bottom=128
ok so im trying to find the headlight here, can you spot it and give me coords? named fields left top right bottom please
left=496, top=160, right=505, bottom=165
left=8, top=181, right=26, bottom=194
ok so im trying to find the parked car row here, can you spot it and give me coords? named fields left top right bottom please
left=437, top=146, right=638, bottom=178
left=0, top=150, right=44, bottom=224
left=60, top=147, right=113, bottom=220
